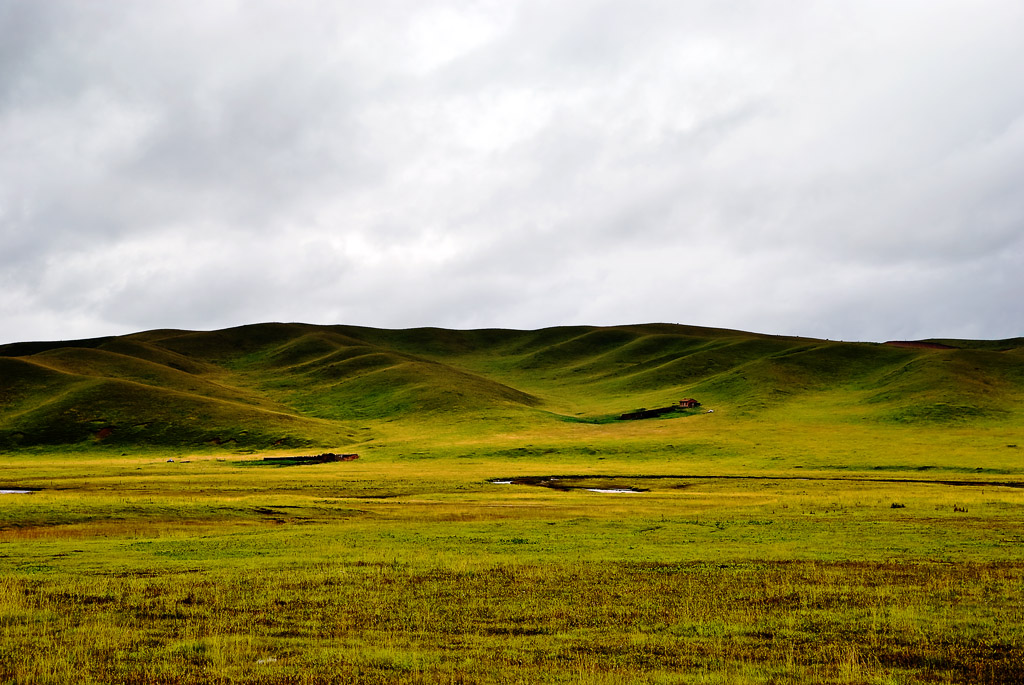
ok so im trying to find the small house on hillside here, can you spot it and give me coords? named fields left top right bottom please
left=678, top=398, right=701, bottom=409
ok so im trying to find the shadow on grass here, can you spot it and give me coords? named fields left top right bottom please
left=235, top=453, right=359, bottom=468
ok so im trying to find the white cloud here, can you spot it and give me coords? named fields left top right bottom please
left=2, top=0, right=1023, bottom=345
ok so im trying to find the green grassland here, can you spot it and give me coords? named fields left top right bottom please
left=2, top=323, right=1024, bottom=683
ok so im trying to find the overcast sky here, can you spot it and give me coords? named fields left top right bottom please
left=2, top=1, right=1023, bottom=345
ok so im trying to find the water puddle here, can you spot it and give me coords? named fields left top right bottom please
left=0, top=490, right=33, bottom=495
left=489, top=476, right=651, bottom=493
left=489, top=473, right=1024, bottom=492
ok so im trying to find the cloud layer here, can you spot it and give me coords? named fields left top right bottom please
left=2, top=1, right=1023, bottom=344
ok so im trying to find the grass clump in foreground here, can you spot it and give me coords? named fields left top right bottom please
left=3, top=560, right=1023, bottom=684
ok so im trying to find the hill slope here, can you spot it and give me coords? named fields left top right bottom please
left=1, top=323, right=1022, bottom=450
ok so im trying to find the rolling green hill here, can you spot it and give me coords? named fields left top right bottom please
left=1, top=322, right=1022, bottom=450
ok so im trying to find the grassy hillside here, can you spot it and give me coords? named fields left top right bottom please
left=3, top=323, right=1024, bottom=684
left=1, top=322, right=1022, bottom=451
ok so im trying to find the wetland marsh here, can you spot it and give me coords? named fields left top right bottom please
left=3, top=426, right=1023, bottom=684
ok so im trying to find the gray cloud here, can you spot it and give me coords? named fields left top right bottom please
left=2, top=0, right=1023, bottom=345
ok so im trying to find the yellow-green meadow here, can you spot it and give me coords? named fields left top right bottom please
left=2, top=324, right=1023, bottom=682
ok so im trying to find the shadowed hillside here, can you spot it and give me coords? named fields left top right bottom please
left=1, top=323, right=1022, bottom=450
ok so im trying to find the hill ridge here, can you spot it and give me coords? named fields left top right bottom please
left=2, top=323, right=1021, bottom=450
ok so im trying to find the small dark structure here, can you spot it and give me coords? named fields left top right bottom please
left=678, top=398, right=701, bottom=409
left=262, top=452, right=359, bottom=465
